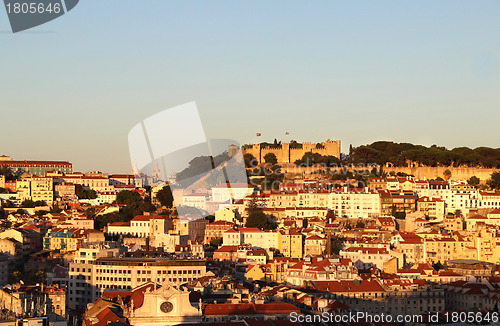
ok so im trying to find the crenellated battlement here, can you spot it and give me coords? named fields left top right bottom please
left=243, top=139, right=341, bottom=163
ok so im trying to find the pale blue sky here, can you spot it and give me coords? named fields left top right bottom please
left=1, top=1, right=499, bottom=173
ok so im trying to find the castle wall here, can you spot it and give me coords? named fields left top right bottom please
left=243, top=140, right=341, bottom=164
left=265, top=164, right=497, bottom=182
left=384, top=166, right=499, bottom=182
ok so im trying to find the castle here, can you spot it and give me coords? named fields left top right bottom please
left=243, top=139, right=341, bottom=163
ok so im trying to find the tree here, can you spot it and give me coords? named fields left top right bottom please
left=156, top=186, right=174, bottom=208
left=468, top=175, right=480, bottom=186
left=326, top=235, right=345, bottom=255
left=0, top=220, right=12, bottom=230
left=488, top=172, right=500, bottom=189
left=33, top=200, right=47, bottom=207
left=245, top=211, right=269, bottom=229
left=35, top=270, right=46, bottom=283
left=75, top=184, right=97, bottom=199
left=432, top=261, right=444, bottom=271
left=244, top=153, right=258, bottom=168
left=0, top=166, right=14, bottom=180
left=454, top=209, right=462, bottom=217
left=443, top=169, right=452, bottom=180
left=391, top=205, right=406, bottom=219
left=246, top=194, right=261, bottom=214
left=355, top=220, right=365, bottom=228
left=263, top=153, right=278, bottom=165
left=116, top=190, right=142, bottom=206
left=209, top=238, right=222, bottom=247
left=11, top=270, right=22, bottom=283
left=3, top=200, right=16, bottom=208
left=20, top=200, right=35, bottom=208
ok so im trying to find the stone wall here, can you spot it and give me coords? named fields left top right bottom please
left=384, top=166, right=498, bottom=182
left=243, top=139, right=341, bottom=163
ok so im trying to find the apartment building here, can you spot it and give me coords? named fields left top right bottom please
left=211, top=183, right=255, bottom=203
left=424, top=235, right=477, bottom=264
left=204, top=221, right=235, bottom=244
left=182, top=193, right=208, bottom=211
left=328, top=188, right=381, bottom=219
left=313, top=280, right=445, bottom=316
left=278, top=228, right=303, bottom=258
left=91, top=258, right=206, bottom=301
left=223, top=227, right=278, bottom=250
left=0, top=159, right=72, bottom=176
left=68, top=242, right=126, bottom=310
left=106, top=215, right=173, bottom=238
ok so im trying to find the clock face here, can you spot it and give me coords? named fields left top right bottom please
left=160, top=301, right=173, bottom=313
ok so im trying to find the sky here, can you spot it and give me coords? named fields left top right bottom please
left=0, top=1, right=499, bottom=173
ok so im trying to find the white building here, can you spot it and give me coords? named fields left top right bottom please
left=211, top=183, right=255, bottom=203
left=106, top=215, right=172, bottom=238
left=181, top=193, right=208, bottom=211
left=328, top=187, right=381, bottom=218
left=222, top=227, right=278, bottom=250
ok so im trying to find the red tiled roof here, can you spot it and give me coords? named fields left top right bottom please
left=109, top=222, right=130, bottom=227
left=90, top=307, right=127, bottom=326
left=215, top=245, right=239, bottom=253
left=313, top=280, right=386, bottom=293
left=204, top=302, right=300, bottom=315
left=212, top=183, right=254, bottom=189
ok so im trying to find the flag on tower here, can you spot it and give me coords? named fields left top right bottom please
left=256, top=133, right=262, bottom=136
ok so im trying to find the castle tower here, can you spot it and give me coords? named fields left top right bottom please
left=282, top=143, right=290, bottom=163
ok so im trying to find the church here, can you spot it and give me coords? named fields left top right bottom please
left=83, top=280, right=202, bottom=326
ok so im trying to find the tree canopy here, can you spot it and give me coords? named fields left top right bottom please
left=75, top=184, right=97, bottom=199
left=350, top=141, right=500, bottom=168
left=116, top=190, right=142, bottom=206
left=295, top=152, right=341, bottom=166
left=245, top=195, right=277, bottom=230
left=487, top=172, right=500, bottom=189
left=0, top=166, right=14, bottom=180
left=468, top=176, right=480, bottom=186
left=263, top=153, right=278, bottom=165
left=244, top=153, right=258, bottom=168
left=156, top=186, right=174, bottom=208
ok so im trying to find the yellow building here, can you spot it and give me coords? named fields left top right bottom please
left=473, top=229, right=500, bottom=263
left=43, top=228, right=81, bottom=252
left=16, top=178, right=31, bottom=202
left=417, top=197, right=445, bottom=220
left=441, top=215, right=463, bottom=232
left=244, top=264, right=266, bottom=281
left=15, top=177, right=53, bottom=204
left=304, top=234, right=327, bottom=256
left=278, top=229, right=303, bottom=258
left=30, top=177, right=53, bottom=204
left=424, top=235, right=476, bottom=263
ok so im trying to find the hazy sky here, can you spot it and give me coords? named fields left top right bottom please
left=1, top=1, right=499, bottom=173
